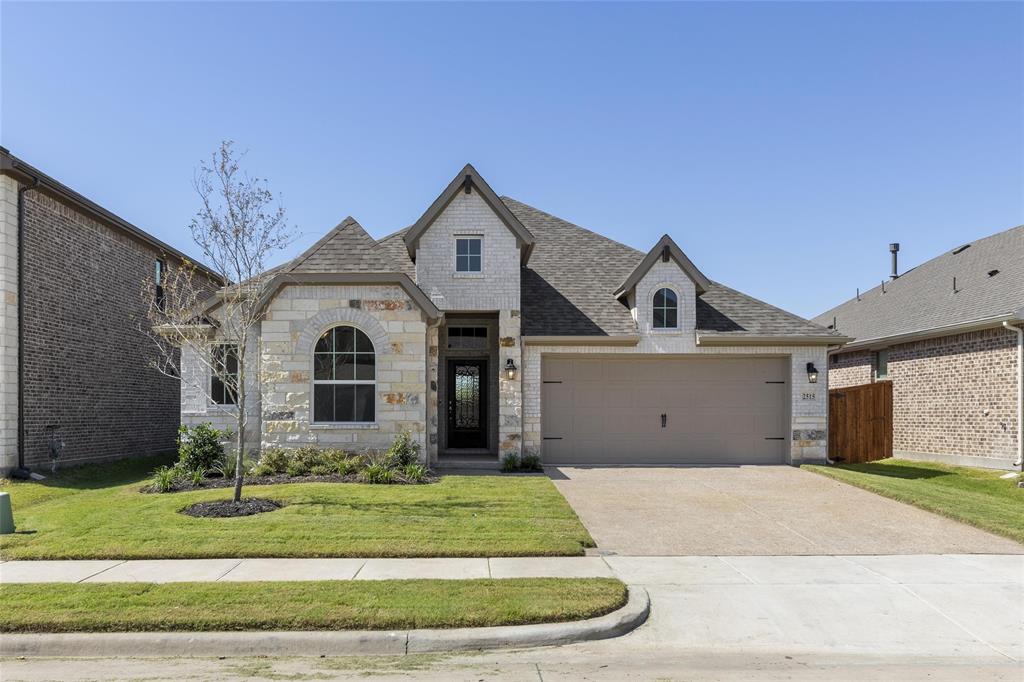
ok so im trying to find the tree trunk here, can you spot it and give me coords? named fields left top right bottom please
left=233, top=352, right=246, bottom=503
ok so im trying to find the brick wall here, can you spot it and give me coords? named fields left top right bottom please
left=18, top=190, right=204, bottom=469
left=826, top=327, right=1019, bottom=467
left=828, top=350, right=873, bottom=388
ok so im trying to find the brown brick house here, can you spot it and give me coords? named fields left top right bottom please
left=0, top=148, right=220, bottom=475
left=815, top=226, right=1023, bottom=470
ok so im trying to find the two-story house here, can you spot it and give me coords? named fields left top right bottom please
left=183, top=164, right=847, bottom=467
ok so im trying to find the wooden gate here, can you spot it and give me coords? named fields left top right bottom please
left=828, top=382, right=893, bottom=463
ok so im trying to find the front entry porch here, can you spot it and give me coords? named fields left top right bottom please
left=437, top=316, right=500, bottom=468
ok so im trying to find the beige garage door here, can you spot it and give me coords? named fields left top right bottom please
left=542, top=356, right=789, bottom=465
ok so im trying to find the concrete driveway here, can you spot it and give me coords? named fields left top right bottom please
left=548, top=465, right=1024, bottom=556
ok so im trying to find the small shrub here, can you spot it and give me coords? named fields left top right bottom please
left=177, top=423, right=227, bottom=472
left=212, top=453, right=249, bottom=480
left=189, top=468, right=206, bottom=487
left=251, top=448, right=290, bottom=477
left=519, top=453, right=542, bottom=472
left=309, top=463, right=334, bottom=477
left=151, top=465, right=179, bottom=493
left=360, top=461, right=395, bottom=484
left=336, top=455, right=361, bottom=476
left=401, top=463, right=429, bottom=483
left=386, top=430, right=421, bottom=467
left=500, top=453, right=520, bottom=473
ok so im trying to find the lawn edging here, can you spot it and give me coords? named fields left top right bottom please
left=0, top=586, right=650, bottom=657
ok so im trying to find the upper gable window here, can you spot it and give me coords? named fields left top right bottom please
left=455, top=237, right=482, bottom=272
left=653, top=288, right=678, bottom=329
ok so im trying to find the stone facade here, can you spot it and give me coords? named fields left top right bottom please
left=7, top=188, right=214, bottom=471
left=259, top=284, right=428, bottom=455
left=0, top=176, right=18, bottom=473
left=827, top=327, right=1020, bottom=468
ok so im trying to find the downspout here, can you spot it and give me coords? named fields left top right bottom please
left=15, top=174, right=39, bottom=477
left=1003, top=321, right=1023, bottom=470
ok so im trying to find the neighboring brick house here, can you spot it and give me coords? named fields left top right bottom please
left=0, top=148, right=220, bottom=475
left=183, top=164, right=847, bottom=468
left=814, top=226, right=1024, bottom=470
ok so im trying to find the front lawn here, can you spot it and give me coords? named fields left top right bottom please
left=0, top=578, right=627, bottom=633
left=0, top=457, right=594, bottom=559
left=804, top=459, right=1024, bottom=544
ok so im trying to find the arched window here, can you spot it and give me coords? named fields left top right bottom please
left=313, top=325, right=376, bottom=423
left=653, top=288, right=678, bottom=329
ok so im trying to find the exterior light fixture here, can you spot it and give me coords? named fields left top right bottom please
left=505, top=358, right=517, bottom=380
left=806, top=362, right=819, bottom=384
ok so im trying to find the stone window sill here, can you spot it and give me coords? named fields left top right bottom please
left=309, top=423, right=380, bottom=430
left=452, top=272, right=485, bottom=279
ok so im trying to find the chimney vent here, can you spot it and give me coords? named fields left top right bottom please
left=889, top=243, right=900, bottom=280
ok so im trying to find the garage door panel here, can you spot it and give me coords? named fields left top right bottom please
left=542, top=356, right=788, bottom=465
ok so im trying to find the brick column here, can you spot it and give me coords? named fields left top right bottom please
left=0, top=175, right=19, bottom=474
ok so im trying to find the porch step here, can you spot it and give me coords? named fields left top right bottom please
left=436, top=455, right=501, bottom=471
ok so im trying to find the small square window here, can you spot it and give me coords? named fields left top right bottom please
left=455, top=238, right=482, bottom=272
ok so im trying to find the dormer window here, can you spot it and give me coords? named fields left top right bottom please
left=653, top=288, right=678, bottom=329
left=456, top=237, right=482, bottom=272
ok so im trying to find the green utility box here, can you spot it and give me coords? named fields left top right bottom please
left=0, top=491, right=14, bottom=534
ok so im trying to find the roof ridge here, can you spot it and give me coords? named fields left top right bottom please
left=500, top=196, right=645, bottom=257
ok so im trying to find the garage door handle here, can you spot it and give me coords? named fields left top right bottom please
left=661, top=413, right=667, bottom=428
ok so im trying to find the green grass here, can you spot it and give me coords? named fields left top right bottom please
left=0, top=578, right=627, bottom=633
left=0, top=457, right=594, bottom=559
left=804, top=458, right=1024, bottom=544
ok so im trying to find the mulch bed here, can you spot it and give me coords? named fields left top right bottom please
left=180, top=498, right=282, bottom=518
left=142, top=471, right=439, bottom=494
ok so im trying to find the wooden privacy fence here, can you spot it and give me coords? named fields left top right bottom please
left=828, top=382, right=893, bottom=463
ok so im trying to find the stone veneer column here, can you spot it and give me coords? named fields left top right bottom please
left=0, top=175, right=19, bottom=474
left=498, top=309, right=523, bottom=458
left=426, top=324, right=440, bottom=463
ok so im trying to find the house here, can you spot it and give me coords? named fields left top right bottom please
left=814, top=226, right=1024, bottom=470
left=183, top=164, right=848, bottom=467
left=0, top=148, right=221, bottom=475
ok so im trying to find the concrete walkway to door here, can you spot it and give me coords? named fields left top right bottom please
left=548, top=466, right=1024, bottom=556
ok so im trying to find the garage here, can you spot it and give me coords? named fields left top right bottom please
left=541, top=356, right=790, bottom=465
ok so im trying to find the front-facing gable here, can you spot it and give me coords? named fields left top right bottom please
left=403, top=164, right=535, bottom=264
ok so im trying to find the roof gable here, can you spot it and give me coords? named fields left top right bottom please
left=615, top=234, right=712, bottom=298
left=288, top=216, right=397, bottom=274
left=403, top=164, right=535, bottom=264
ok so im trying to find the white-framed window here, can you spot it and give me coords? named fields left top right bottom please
left=154, top=259, right=166, bottom=312
left=312, top=325, right=376, bottom=423
left=455, top=237, right=482, bottom=273
left=210, top=343, right=238, bottom=405
left=652, top=287, right=678, bottom=329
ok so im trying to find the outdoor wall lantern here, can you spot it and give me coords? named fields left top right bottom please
left=806, top=362, right=819, bottom=384
left=505, top=358, right=518, bottom=380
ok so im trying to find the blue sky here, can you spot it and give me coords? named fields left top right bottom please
left=2, top=2, right=1021, bottom=318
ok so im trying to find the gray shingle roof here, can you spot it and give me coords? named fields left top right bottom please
left=288, top=217, right=397, bottom=274
left=813, top=225, right=1024, bottom=343
left=289, top=198, right=839, bottom=341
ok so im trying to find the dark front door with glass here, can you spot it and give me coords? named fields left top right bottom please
left=447, top=360, right=488, bottom=449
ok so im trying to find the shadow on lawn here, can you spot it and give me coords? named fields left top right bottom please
left=839, top=462, right=953, bottom=481
left=9, top=453, right=176, bottom=492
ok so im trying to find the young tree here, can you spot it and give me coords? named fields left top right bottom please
left=143, top=141, right=295, bottom=503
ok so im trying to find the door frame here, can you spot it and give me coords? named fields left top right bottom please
left=446, top=358, right=489, bottom=450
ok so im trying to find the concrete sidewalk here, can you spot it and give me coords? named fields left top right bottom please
left=1, top=553, right=1021, bottom=585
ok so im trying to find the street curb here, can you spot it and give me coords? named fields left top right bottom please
left=0, top=587, right=649, bottom=657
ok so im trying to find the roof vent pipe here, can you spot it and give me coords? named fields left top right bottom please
left=889, top=243, right=900, bottom=280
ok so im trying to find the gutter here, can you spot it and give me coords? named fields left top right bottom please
left=696, top=333, right=853, bottom=347
left=838, top=313, right=1018, bottom=351
left=14, top=174, right=39, bottom=477
left=1003, top=318, right=1024, bottom=470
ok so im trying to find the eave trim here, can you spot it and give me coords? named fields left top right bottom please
left=696, top=333, right=853, bottom=347
left=522, top=335, right=641, bottom=346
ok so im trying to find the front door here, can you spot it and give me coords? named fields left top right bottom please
left=447, top=359, right=488, bottom=449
